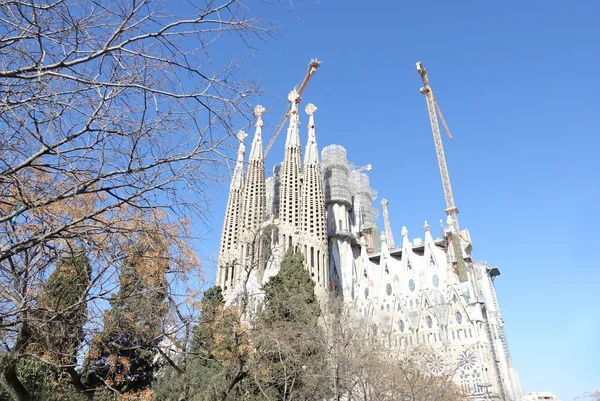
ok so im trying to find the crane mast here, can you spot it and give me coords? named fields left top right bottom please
left=416, top=61, right=468, bottom=283
left=264, top=59, right=321, bottom=157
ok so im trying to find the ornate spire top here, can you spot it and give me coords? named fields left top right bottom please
left=285, top=89, right=301, bottom=148
left=380, top=233, right=388, bottom=243
left=231, top=130, right=247, bottom=190
left=303, top=103, right=319, bottom=166
left=424, top=221, right=431, bottom=232
left=288, top=89, right=300, bottom=114
left=306, top=103, right=317, bottom=138
left=401, top=226, right=408, bottom=237
left=237, top=130, right=247, bottom=151
left=254, top=105, right=265, bottom=128
left=249, top=105, right=264, bottom=161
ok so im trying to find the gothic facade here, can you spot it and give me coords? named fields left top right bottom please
left=216, top=90, right=522, bottom=401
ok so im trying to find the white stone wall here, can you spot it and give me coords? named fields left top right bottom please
left=338, top=219, right=522, bottom=401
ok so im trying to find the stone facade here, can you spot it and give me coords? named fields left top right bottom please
left=216, top=92, right=522, bottom=401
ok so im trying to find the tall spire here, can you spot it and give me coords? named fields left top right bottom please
left=242, top=106, right=267, bottom=235
left=278, top=89, right=303, bottom=231
left=230, top=130, right=247, bottom=190
left=249, top=105, right=265, bottom=161
left=301, top=103, right=328, bottom=289
left=217, top=131, right=247, bottom=292
left=380, top=198, right=395, bottom=248
left=302, top=103, right=327, bottom=241
left=303, top=103, right=319, bottom=166
left=285, top=89, right=301, bottom=148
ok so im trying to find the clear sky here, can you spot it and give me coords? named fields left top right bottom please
left=194, top=1, right=600, bottom=400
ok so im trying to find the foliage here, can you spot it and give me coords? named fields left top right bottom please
left=85, top=239, right=169, bottom=393
left=0, top=356, right=85, bottom=401
left=153, top=285, right=256, bottom=401
left=37, top=248, right=92, bottom=365
left=252, top=249, right=331, bottom=401
left=0, top=0, right=273, bottom=397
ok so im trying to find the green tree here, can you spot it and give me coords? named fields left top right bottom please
left=154, top=286, right=227, bottom=401
left=154, top=286, right=257, bottom=401
left=40, top=248, right=91, bottom=365
left=85, top=239, right=168, bottom=394
left=252, top=248, right=331, bottom=401
left=0, top=249, right=91, bottom=401
left=0, top=356, right=87, bottom=401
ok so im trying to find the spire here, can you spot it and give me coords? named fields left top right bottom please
left=242, top=106, right=267, bottom=235
left=304, top=103, right=319, bottom=166
left=231, top=130, right=247, bottom=190
left=217, top=130, right=247, bottom=293
left=301, top=103, right=327, bottom=243
left=279, top=89, right=303, bottom=230
left=285, top=89, right=301, bottom=148
left=249, top=105, right=265, bottom=161
left=380, top=198, right=395, bottom=248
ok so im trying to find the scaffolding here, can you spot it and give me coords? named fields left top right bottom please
left=350, top=171, right=375, bottom=229
left=321, top=145, right=352, bottom=206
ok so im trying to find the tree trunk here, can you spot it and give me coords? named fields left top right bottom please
left=0, top=362, right=31, bottom=401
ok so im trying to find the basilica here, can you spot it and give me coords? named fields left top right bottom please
left=216, top=89, right=522, bottom=401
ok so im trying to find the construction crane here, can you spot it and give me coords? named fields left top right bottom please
left=264, top=59, right=321, bottom=157
left=416, top=61, right=468, bottom=283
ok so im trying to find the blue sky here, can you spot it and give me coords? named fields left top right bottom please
left=194, top=1, right=600, bottom=400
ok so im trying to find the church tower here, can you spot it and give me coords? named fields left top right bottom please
left=217, top=131, right=247, bottom=294
left=300, top=104, right=328, bottom=294
left=321, top=144, right=354, bottom=296
left=278, top=89, right=303, bottom=253
left=239, top=105, right=268, bottom=276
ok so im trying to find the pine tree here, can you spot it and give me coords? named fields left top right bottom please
left=41, top=247, right=92, bottom=365
left=253, top=248, right=331, bottom=401
left=85, top=239, right=168, bottom=393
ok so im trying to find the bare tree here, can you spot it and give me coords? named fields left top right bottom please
left=0, top=0, right=275, bottom=399
left=323, top=300, right=466, bottom=401
left=577, top=392, right=600, bottom=401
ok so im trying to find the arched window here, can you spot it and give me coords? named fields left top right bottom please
left=426, top=316, right=433, bottom=329
left=456, top=311, right=463, bottom=324
left=338, top=219, right=343, bottom=231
